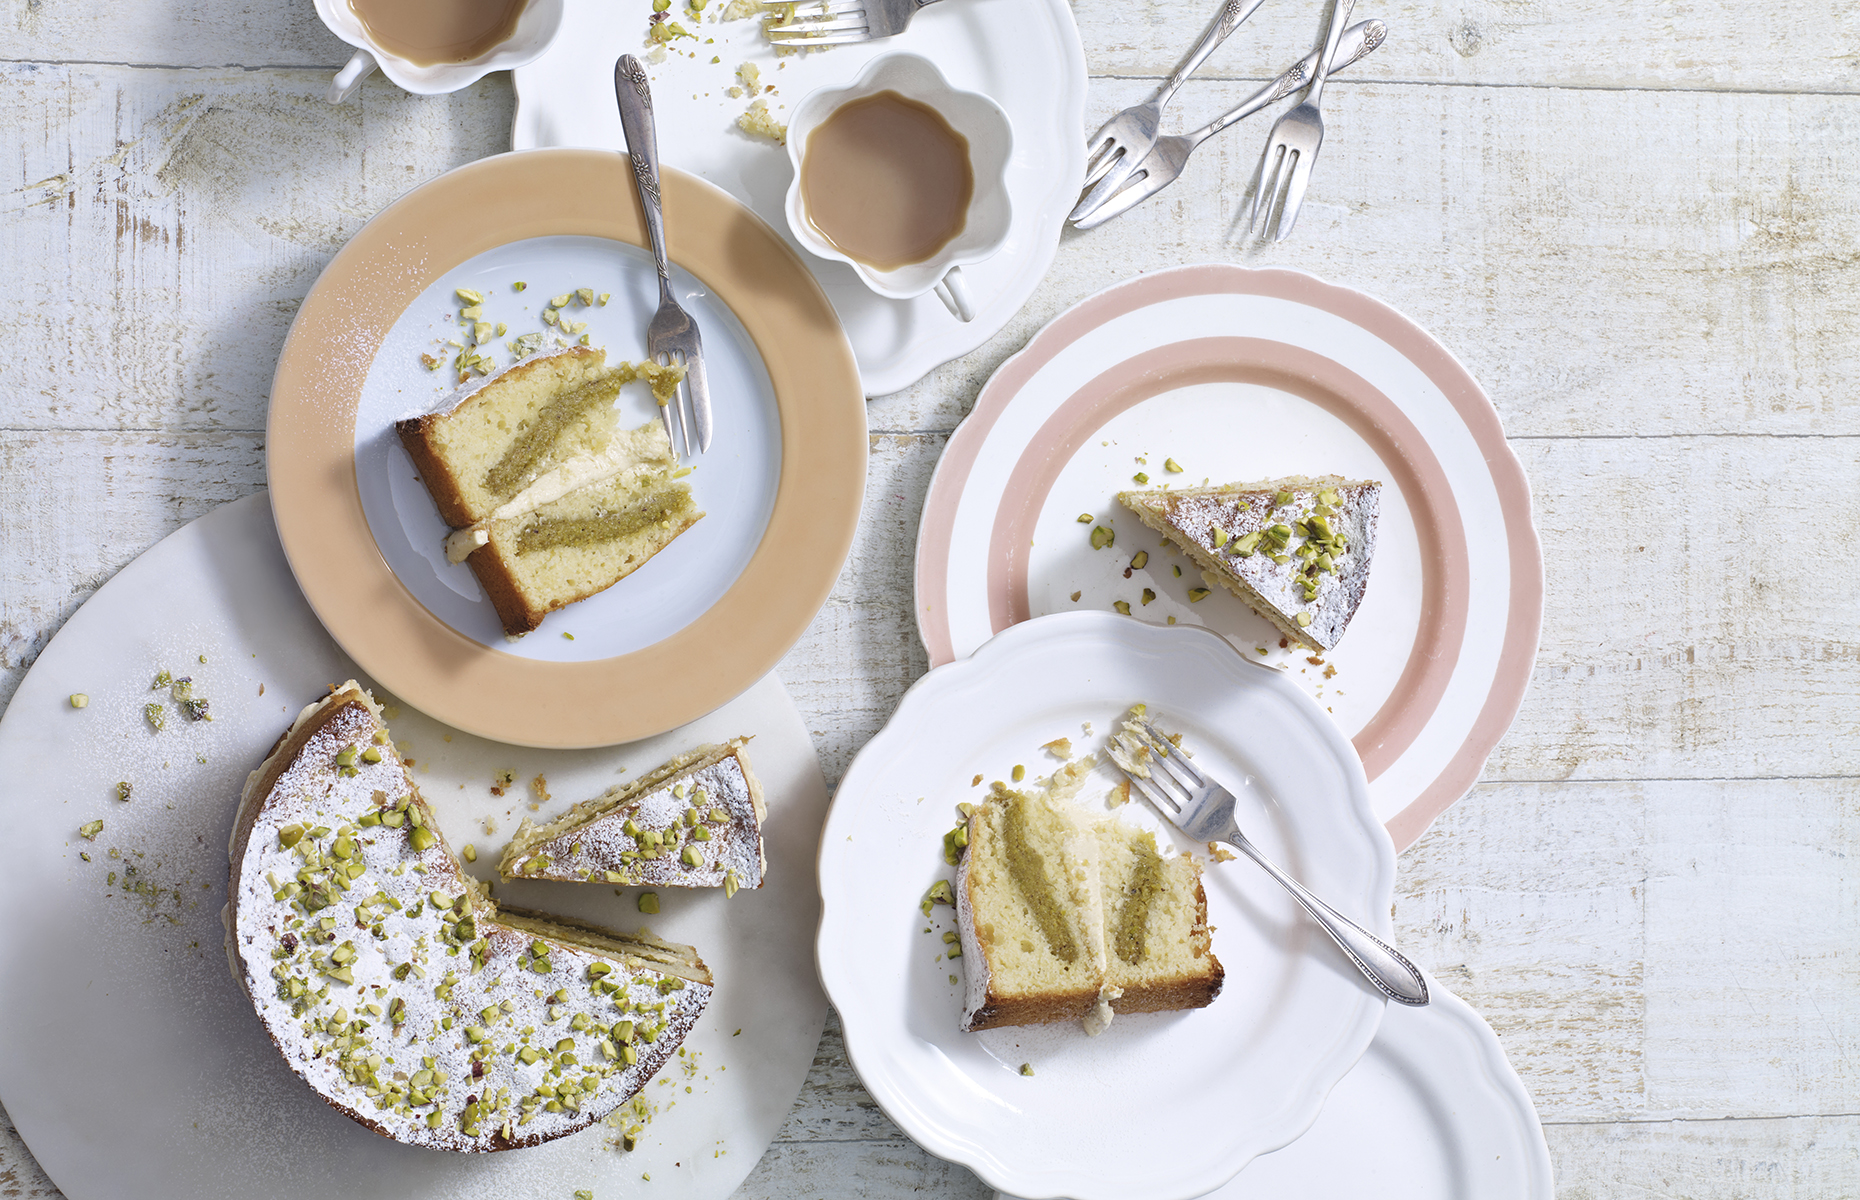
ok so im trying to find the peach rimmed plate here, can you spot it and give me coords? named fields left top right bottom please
left=914, top=265, right=1543, bottom=849
left=268, top=148, right=865, bottom=749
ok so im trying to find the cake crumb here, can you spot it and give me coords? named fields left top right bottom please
left=1207, top=842, right=1237, bottom=863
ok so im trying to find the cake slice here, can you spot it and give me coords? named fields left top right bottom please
left=223, top=682, right=713, bottom=1151
left=500, top=738, right=766, bottom=893
left=466, top=459, right=704, bottom=636
left=1118, top=474, right=1380, bottom=651
left=956, top=784, right=1108, bottom=1032
left=396, top=346, right=700, bottom=636
left=1096, top=824, right=1222, bottom=1013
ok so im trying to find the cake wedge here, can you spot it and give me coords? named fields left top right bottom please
left=1118, top=474, right=1380, bottom=651
left=500, top=738, right=766, bottom=893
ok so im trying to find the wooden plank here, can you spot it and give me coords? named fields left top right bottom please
left=1546, top=1113, right=1860, bottom=1196
left=8, top=0, right=1860, bottom=95
left=875, top=78, right=1860, bottom=438
left=1400, top=777, right=1860, bottom=1124
left=0, top=66, right=512, bottom=433
left=9, top=68, right=1860, bottom=440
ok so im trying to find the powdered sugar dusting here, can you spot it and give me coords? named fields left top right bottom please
left=230, top=692, right=711, bottom=1152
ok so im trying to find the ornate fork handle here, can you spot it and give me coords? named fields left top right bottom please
left=1154, top=0, right=1272, bottom=109
left=614, top=55, right=671, bottom=284
left=1227, top=829, right=1429, bottom=1006
left=1199, top=19, right=1386, bottom=141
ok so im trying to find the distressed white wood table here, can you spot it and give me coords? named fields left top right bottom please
left=3, top=1, right=1858, bottom=1195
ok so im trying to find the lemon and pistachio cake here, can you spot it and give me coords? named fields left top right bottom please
left=1117, top=474, right=1380, bottom=652
left=224, top=682, right=713, bottom=1152
left=396, top=346, right=702, bottom=637
left=499, top=739, right=766, bottom=894
left=956, top=777, right=1221, bottom=1034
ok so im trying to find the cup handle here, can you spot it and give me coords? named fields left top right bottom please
left=933, top=265, right=976, bottom=322
left=328, top=49, right=377, bottom=104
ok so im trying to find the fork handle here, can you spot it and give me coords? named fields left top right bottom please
left=614, top=55, right=672, bottom=285
left=1154, top=0, right=1270, bottom=109
left=1300, top=0, right=1355, bottom=111
left=1192, top=20, right=1386, bottom=143
left=1227, top=832, right=1430, bottom=1006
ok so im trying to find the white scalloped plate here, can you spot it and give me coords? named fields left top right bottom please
left=817, top=610, right=1394, bottom=1200
left=511, top=0, right=1086, bottom=396
left=1210, top=975, right=1553, bottom=1199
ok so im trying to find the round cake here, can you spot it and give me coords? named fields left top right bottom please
left=224, top=682, right=713, bottom=1151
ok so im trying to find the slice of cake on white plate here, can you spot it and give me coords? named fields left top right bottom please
left=499, top=738, right=766, bottom=894
left=1118, top=474, right=1380, bottom=651
left=395, top=346, right=700, bottom=636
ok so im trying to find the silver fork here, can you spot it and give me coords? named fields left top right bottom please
left=1244, top=0, right=1355, bottom=242
left=764, top=0, right=943, bottom=46
left=614, top=55, right=712, bottom=455
left=1073, top=0, right=1269, bottom=213
left=1112, top=717, right=1429, bottom=1006
left=1072, top=20, right=1386, bottom=230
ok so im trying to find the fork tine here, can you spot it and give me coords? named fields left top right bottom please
left=1272, top=157, right=1313, bottom=242
left=765, top=13, right=865, bottom=31
left=1113, top=733, right=1192, bottom=811
left=1247, top=143, right=1284, bottom=241
left=765, top=25, right=870, bottom=42
left=1071, top=155, right=1135, bottom=222
left=1136, top=719, right=1207, bottom=784
left=1071, top=167, right=1161, bottom=230
left=1124, top=769, right=1181, bottom=815
left=1082, top=140, right=1122, bottom=189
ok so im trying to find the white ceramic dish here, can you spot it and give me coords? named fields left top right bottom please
left=511, top=0, right=1086, bottom=396
left=817, top=610, right=1394, bottom=1200
left=356, top=234, right=781, bottom=663
left=315, top=0, right=565, bottom=101
left=0, top=494, right=829, bottom=1200
left=784, top=53, right=1013, bottom=322
left=1212, top=975, right=1554, bottom=1200
left=915, top=265, right=1544, bottom=850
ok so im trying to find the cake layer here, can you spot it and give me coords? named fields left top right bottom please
left=397, top=347, right=627, bottom=527
left=1118, top=474, right=1380, bottom=652
left=499, top=739, right=767, bottom=892
left=467, top=458, right=704, bottom=636
left=225, top=683, right=713, bottom=1152
left=1097, top=824, right=1222, bottom=1014
left=956, top=786, right=1107, bottom=1032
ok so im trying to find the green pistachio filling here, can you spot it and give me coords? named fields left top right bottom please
left=515, top=488, right=694, bottom=554
left=1000, top=793, right=1078, bottom=964
left=481, top=373, right=629, bottom=498
left=1111, top=839, right=1167, bottom=966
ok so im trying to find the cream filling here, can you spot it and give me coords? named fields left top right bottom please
left=442, top=422, right=675, bottom=563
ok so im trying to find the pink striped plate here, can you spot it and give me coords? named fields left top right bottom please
left=914, top=265, right=1543, bottom=849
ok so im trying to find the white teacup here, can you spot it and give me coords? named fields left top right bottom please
left=784, top=54, right=1013, bottom=323
left=313, top=0, right=565, bottom=104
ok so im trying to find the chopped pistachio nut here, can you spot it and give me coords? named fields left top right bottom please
left=1130, top=550, right=1149, bottom=570
left=143, top=702, right=165, bottom=732
left=1011, top=764, right=1026, bottom=782
left=576, top=287, right=595, bottom=307
left=1070, top=591, right=1082, bottom=602
left=1020, top=1062, right=1035, bottom=1076
left=1132, top=472, right=1150, bottom=484
left=462, top=843, right=477, bottom=862
left=455, top=287, right=485, bottom=305
left=1090, top=525, right=1114, bottom=550
left=1141, top=587, right=1157, bottom=606
left=69, top=693, right=88, bottom=708
left=723, top=870, right=741, bottom=898
left=1113, top=600, right=1131, bottom=615
left=116, top=780, right=132, bottom=801
left=1076, top=513, right=1093, bottom=523
left=550, top=292, right=572, bottom=308
left=1187, top=588, right=1211, bottom=602
left=1164, top=457, right=1184, bottom=473
left=920, top=879, right=955, bottom=916
left=1296, top=612, right=1314, bottom=627
left=79, top=819, right=104, bottom=840
left=638, top=893, right=661, bottom=914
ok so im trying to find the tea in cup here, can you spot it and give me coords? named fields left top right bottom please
left=784, top=55, right=1013, bottom=322
left=313, top=0, right=565, bottom=103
